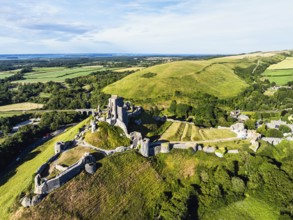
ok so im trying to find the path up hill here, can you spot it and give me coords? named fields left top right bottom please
left=103, top=52, right=285, bottom=102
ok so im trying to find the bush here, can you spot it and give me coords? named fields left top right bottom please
left=245, top=119, right=256, bottom=130
left=266, top=129, right=283, bottom=138
left=141, top=72, right=157, bottom=78
left=279, top=125, right=291, bottom=134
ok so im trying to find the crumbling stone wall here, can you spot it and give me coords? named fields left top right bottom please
left=34, top=153, right=96, bottom=195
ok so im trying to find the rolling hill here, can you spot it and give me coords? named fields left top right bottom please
left=103, top=52, right=289, bottom=103
left=103, top=56, right=260, bottom=102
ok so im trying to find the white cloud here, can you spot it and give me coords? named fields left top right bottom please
left=0, top=0, right=292, bottom=54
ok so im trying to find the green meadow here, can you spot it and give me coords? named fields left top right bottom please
left=0, top=69, right=19, bottom=79
left=262, top=57, right=293, bottom=85
left=262, top=69, right=293, bottom=85
left=12, top=66, right=104, bottom=83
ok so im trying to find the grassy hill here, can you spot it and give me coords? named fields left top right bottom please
left=103, top=56, right=264, bottom=102
left=0, top=118, right=91, bottom=219
left=13, top=148, right=285, bottom=220
left=13, top=151, right=165, bottom=220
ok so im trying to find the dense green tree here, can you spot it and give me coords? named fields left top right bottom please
left=245, top=119, right=256, bottom=130
left=279, top=125, right=291, bottom=133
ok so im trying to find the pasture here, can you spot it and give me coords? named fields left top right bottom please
left=160, top=122, right=236, bottom=142
left=267, top=57, right=293, bottom=69
left=0, top=111, right=23, bottom=118
left=12, top=66, right=105, bottom=83
left=0, top=69, right=19, bottom=79
left=114, top=67, right=144, bottom=72
left=262, top=57, right=293, bottom=85
left=0, top=102, right=43, bottom=111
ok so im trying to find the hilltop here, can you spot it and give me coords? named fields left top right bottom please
left=103, top=51, right=287, bottom=103
left=13, top=144, right=293, bottom=220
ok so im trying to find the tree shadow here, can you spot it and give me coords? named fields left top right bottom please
left=0, top=150, right=41, bottom=186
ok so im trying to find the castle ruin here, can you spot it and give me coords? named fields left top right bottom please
left=34, top=153, right=96, bottom=195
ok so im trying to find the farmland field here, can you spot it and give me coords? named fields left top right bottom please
left=262, top=57, right=293, bottom=85
left=0, top=69, right=20, bottom=79
left=0, top=111, right=23, bottom=117
left=267, top=57, right=293, bottom=69
left=12, top=66, right=105, bottom=83
left=160, top=122, right=236, bottom=141
left=114, top=67, right=144, bottom=72
left=0, top=102, right=43, bottom=111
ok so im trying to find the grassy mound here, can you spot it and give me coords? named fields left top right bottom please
left=15, top=151, right=165, bottom=220
left=84, top=122, right=130, bottom=150
left=103, top=57, right=255, bottom=101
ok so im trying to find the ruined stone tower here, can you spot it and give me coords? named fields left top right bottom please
left=108, top=95, right=128, bottom=125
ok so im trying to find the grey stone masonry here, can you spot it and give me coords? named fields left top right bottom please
left=140, top=138, right=150, bottom=157
left=34, top=153, right=97, bottom=195
left=108, top=95, right=128, bottom=126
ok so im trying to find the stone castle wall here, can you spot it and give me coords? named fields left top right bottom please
left=35, top=154, right=96, bottom=194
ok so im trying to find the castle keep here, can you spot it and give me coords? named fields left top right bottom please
left=107, top=95, right=128, bottom=126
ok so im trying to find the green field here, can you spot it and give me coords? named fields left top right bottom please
left=12, top=66, right=105, bottom=83
left=0, top=111, right=23, bottom=118
left=262, top=57, right=293, bottom=85
left=160, top=122, right=236, bottom=141
left=267, top=57, right=293, bottom=69
left=262, top=69, right=293, bottom=85
left=0, top=102, right=43, bottom=111
left=0, top=117, right=91, bottom=219
left=0, top=69, right=20, bottom=79
left=103, top=56, right=260, bottom=101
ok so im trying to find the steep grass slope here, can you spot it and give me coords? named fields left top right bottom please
left=103, top=57, right=256, bottom=101
left=15, top=151, right=165, bottom=220
left=12, top=147, right=285, bottom=220
left=0, top=118, right=91, bottom=219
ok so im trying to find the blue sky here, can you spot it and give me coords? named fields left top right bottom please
left=0, top=0, right=293, bottom=54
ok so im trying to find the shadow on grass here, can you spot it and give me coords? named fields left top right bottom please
left=92, top=152, right=105, bottom=161
left=0, top=150, right=41, bottom=187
